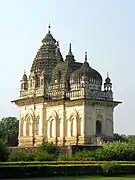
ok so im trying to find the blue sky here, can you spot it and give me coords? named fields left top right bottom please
left=0, top=0, right=135, bottom=135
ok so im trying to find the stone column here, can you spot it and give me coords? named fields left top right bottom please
left=62, top=100, right=66, bottom=145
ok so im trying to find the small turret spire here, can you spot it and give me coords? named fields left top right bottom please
left=82, top=51, right=89, bottom=69
left=104, top=72, right=112, bottom=92
left=65, top=43, right=75, bottom=62
left=22, top=69, right=27, bottom=81
left=68, top=43, right=73, bottom=55
left=48, top=23, right=51, bottom=33
left=85, top=51, right=87, bottom=62
left=105, top=72, right=111, bottom=85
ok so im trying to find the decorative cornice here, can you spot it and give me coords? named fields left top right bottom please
left=44, top=98, right=122, bottom=108
left=11, top=96, right=45, bottom=106
left=12, top=95, right=121, bottom=107
left=85, top=99, right=122, bottom=107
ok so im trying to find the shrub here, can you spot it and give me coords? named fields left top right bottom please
left=101, top=162, right=120, bottom=176
left=0, top=139, right=9, bottom=161
left=40, top=140, right=60, bottom=157
left=73, top=150, right=96, bottom=161
left=59, top=155, right=73, bottom=161
left=8, top=151, right=34, bottom=162
left=34, top=150, right=56, bottom=161
left=95, top=141, right=135, bottom=161
left=8, top=141, right=60, bottom=162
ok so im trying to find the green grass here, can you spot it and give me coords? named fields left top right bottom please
left=11, top=176, right=135, bottom=180
left=38, top=176, right=135, bottom=180
left=28, top=176, right=134, bottom=180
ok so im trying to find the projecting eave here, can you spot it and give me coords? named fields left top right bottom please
left=11, top=98, right=20, bottom=104
left=94, top=99, right=122, bottom=104
left=11, top=96, right=45, bottom=106
left=44, top=98, right=122, bottom=108
left=86, top=99, right=122, bottom=108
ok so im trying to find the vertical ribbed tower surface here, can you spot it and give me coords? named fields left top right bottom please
left=31, top=24, right=63, bottom=78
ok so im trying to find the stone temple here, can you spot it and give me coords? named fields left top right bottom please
left=12, top=25, right=121, bottom=147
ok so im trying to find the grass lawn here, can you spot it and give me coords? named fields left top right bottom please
left=31, top=176, right=135, bottom=180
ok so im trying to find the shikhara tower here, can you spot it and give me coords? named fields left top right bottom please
left=12, top=25, right=121, bottom=147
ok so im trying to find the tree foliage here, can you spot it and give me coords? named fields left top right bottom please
left=0, top=117, right=19, bottom=146
left=127, top=135, right=135, bottom=144
left=0, top=139, right=9, bottom=161
left=114, top=133, right=128, bottom=142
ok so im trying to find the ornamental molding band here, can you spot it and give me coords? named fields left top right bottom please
left=11, top=24, right=122, bottom=147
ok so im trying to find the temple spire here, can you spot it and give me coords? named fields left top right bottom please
left=68, top=43, right=73, bottom=55
left=107, top=72, right=109, bottom=78
left=22, top=69, right=27, bottom=81
left=85, top=51, right=87, bottom=62
left=65, top=43, right=75, bottom=62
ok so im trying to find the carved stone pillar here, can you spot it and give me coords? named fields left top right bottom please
left=20, top=118, right=24, bottom=137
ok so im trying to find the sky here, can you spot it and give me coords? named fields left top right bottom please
left=0, top=0, right=135, bottom=135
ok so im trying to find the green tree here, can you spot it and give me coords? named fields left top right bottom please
left=127, top=135, right=135, bottom=144
left=114, top=133, right=128, bottom=142
left=0, top=117, right=19, bottom=146
left=0, top=139, right=9, bottom=161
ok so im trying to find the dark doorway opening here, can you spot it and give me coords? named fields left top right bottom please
left=96, top=120, right=102, bottom=135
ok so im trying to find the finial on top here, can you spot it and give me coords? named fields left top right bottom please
left=68, top=43, right=73, bottom=55
left=105, top=72, right=111, bottom=85
left=85, top=51, right=87, bottom=62
left=24, top=69, right=26, bottom=74
left=48, top=23, right=51, bottom=33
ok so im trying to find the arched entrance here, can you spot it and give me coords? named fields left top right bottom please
left=47, top=111, right=60, bottom=139
left=96, top=120, right=102, bottom=136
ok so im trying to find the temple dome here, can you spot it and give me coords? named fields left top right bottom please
left=70, top=52, right=102, bottom=84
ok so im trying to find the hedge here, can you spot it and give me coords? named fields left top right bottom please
left=0, top=163, right=135, bottom=178
left=1, top=161, right=135, bottom=165
left=0, top=164, right=100, bottom=178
